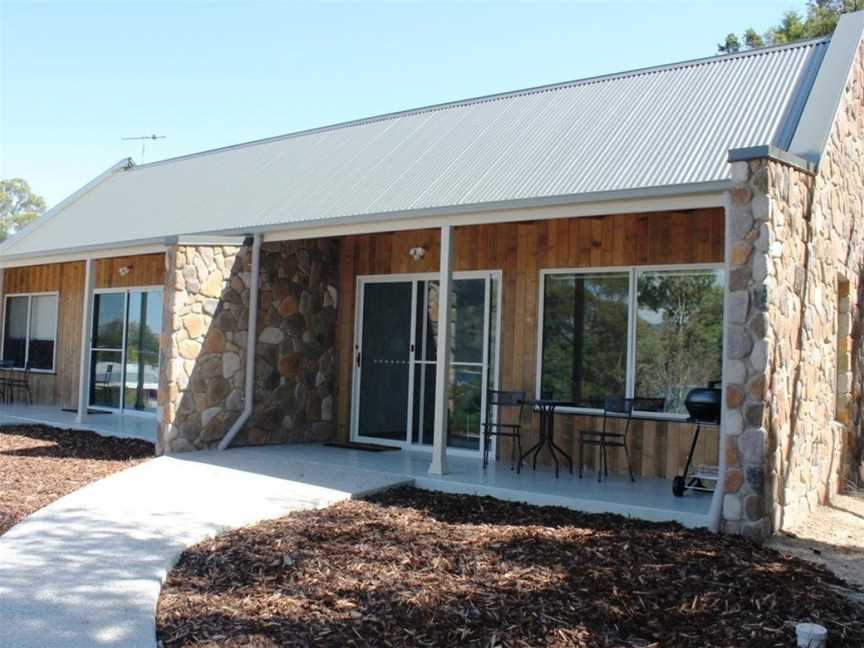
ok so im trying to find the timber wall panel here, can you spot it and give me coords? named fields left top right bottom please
left=335, top=208, right=725, bottom=477
left=94, top=253, right=164, bottom=288
left=2, top=253, right=166, bottom=408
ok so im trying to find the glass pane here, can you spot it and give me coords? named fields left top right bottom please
left=28, top=295, right=58, bottom=370
left=416, top=279, right=486, bottom=364
left=635, top=269, right=724, bottom=414
left=452, top=279, right=485, bottom=363
left=91, top=350, right=123, bottom=408
left=125, top=290, right=162, bottom=412
left=3, top=296, right=28, bottom=368
left=411, top=362, right=436, bottom=445
left=540, top=272, right=630, bottom=402
left=448, top=366, right=483, bottom=450
left=358, top=282, right=412, bottom=441
left=418, top=281, right=439, bottom=362
left=92, top=293, right=125, bottom=349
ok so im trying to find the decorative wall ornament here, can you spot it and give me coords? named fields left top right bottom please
left=408, top=246, right=426, bottom=261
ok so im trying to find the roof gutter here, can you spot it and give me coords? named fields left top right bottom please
left=218, top=233, right=262, bottom=451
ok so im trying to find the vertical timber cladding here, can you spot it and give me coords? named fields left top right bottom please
left=0, top=253, right=165, bottom=408
left=336, top=208, right=725, bottom=477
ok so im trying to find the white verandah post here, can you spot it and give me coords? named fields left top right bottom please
left=76, top=258, right=95, bottom=424
left=428, top=224, right=453, bottom=476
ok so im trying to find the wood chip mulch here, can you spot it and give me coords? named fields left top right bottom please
left=0, top=424, right=154, bottom=535
left=157, top=486, right=864, bottom=648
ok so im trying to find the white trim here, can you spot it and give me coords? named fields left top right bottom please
left=429, top=225, right=454, bottom=475
left=1, top=291, right=60, bottom=373
left=87, top=286, right=163, bottom=416
left=535, top=263, right=725, bottom=416
left=76, top=259, right=95, bottom=423
left=350, top=269, right=502, bottom=459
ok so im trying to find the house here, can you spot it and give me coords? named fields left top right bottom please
left=1, top=11, right=862, bottom=541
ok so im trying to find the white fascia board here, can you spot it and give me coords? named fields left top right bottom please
left=0, top=158, right=134, bottom=256
left=0, top=242, right=166, bottom=269
left=789, top=10, right=864, bottom=164
left=258, top=182, right=729, bottom=242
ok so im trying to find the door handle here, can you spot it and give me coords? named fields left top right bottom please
left=356, top=351, right=361, bottom=368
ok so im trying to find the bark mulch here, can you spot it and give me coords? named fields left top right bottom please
left=157, top=486, right=864, bottom=648
left=0, top=424, right=154, bottom=535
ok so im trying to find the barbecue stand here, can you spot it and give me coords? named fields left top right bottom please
left=672, top=419, right=720, bottom=497
left=673, top=382, right=722, bottom=497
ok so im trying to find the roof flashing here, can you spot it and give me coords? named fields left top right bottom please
left=788, top=10, right=864, bottom=163
left=728, top=145, right=817, bottom=175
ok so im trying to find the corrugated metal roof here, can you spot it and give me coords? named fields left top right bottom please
left=1, top=37, right=830, bottom=259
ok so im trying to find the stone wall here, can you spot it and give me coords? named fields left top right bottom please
left=156, top=243, right=249, bottom=454
left=156, top=239, right=339, bottom=454
left=722, top=40, right=864, bottom=538
left=233, top=239, right=339, bottom=446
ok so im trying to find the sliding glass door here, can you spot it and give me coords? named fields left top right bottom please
left=353, top=273, right=500, bottom=454
left=89, top=288, right=162, bottom=414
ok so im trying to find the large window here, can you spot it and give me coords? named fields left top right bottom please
left=540, top=272, right=630, bottom=403
left=635, top=269, right=724, bottom=415
left=539, top=267, right=724, bottom=416
left=2, top=293, right=59, bottom=371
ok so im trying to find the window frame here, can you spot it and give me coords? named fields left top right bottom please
left=536, top=263, right=725, bottom=420
left=1, top=291, right=60, bottom=373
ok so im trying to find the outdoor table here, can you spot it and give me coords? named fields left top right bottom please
left=518, top=399, right=580, bottom=478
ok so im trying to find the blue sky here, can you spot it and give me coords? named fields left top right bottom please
left=2, top=0, right=804, bottom=207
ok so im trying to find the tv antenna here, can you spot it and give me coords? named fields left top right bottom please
left=122, top=134, right=166, bottom=161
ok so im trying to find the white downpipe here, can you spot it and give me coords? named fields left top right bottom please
left=707, top=193, right=733, bottom=533
left=218, top=233, right=262, bottom=451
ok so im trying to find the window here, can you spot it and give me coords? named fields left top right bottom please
left=2, top=293, right=59, bottom=371
left=540, top=272, right=630, bottom=403
left=538, top=267, right=724, bottom=416
left=635, top=269, right=724, bottom=415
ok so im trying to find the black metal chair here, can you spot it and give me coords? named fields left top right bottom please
left=7, top=361, right=33, bottom=405
left=578, top=396, right=665, bottom=482
left=482, top=390, right=527, bottom=472
left=0, top=359, right=13, bottom=404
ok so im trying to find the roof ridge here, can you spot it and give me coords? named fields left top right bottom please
left=132, top=37, right=831, bottom=171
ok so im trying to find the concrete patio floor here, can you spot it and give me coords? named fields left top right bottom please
left=0, top=404, right=157, bottom=444
left=0, top=446, right=410, bottom=648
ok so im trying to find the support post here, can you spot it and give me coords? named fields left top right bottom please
left=76, top=258, right=95, bottom=423
left=429, top=225, right=453, bottom=476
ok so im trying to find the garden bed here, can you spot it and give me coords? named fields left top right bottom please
left=0, top=424, right=154, bottom=535
left=157, top=486, right=864, bottom=647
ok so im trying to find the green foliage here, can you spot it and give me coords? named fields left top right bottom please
left=635, top=272, right=724, bottom=414
left=718, top=0, right=864, bottom=53
left=541, top=275, right=630, bottom=401
left=0, top=178, right=46, bottom=243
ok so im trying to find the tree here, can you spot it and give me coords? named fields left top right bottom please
left=0, top=178, right=46, bottom=242
left=718, top=1, right=864, bottom=53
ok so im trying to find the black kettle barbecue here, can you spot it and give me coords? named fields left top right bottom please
left=673, top=381, right=722, bottom=497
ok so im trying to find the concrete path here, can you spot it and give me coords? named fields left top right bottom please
left=0, top=446, right=409, bottom=647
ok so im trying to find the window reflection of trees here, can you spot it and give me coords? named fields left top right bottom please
left=542, top=274, right=630, bottom=402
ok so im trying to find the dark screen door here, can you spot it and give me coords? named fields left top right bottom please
left=356, top=281, right=413, bottom=441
